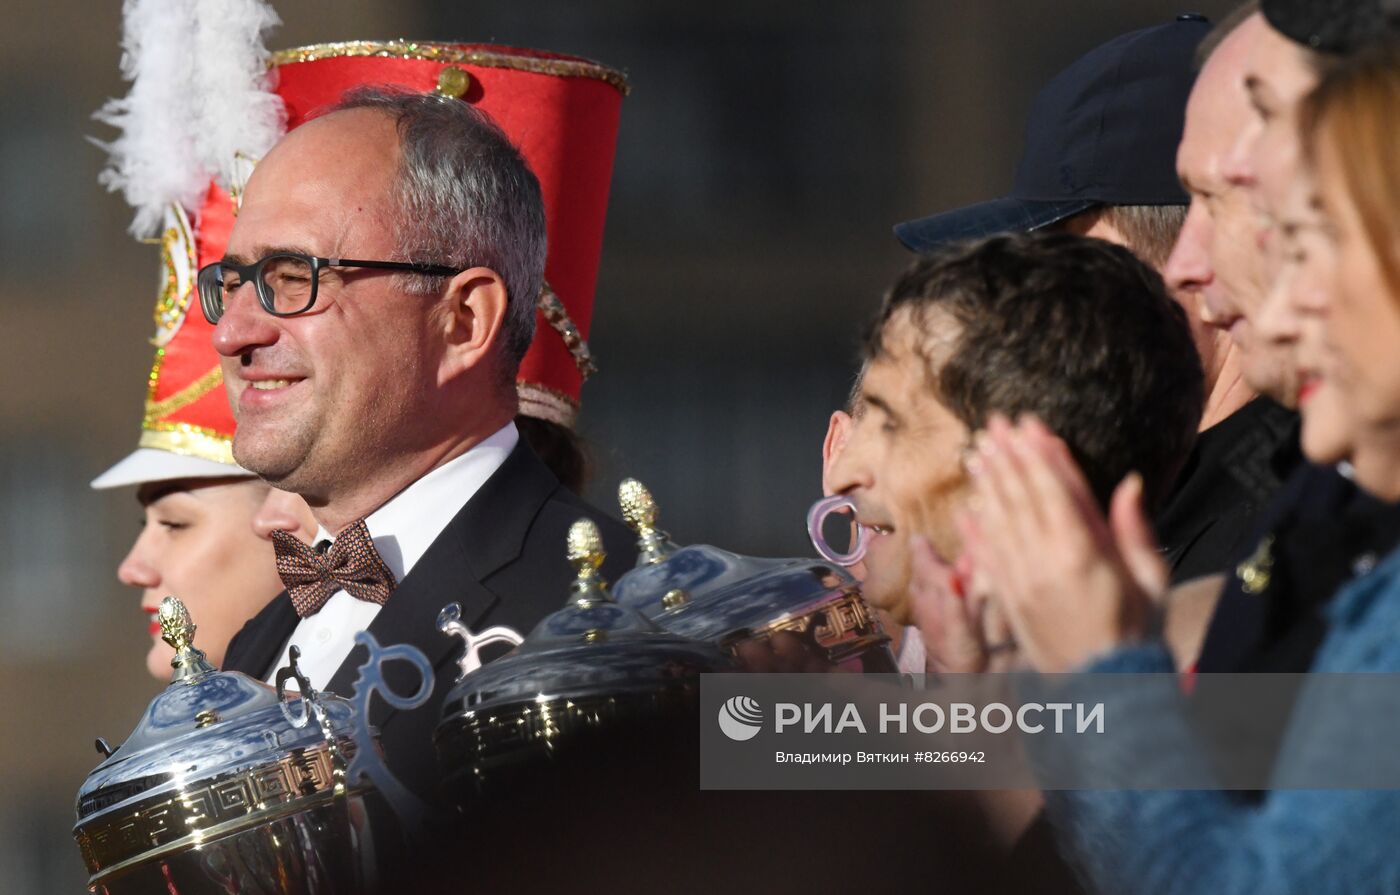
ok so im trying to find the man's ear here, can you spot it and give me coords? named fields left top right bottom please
left=821, top=410, right=852, bottom=496
left=439, top=267, right=509, bottom=383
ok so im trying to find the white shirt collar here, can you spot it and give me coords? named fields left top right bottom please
left=313, top=421, right=519, bottom=582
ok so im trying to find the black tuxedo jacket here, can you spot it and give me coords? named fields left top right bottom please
left=221, top=440, right=637, bottom=800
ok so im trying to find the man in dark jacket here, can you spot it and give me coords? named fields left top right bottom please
left=209, top=89, right=634, bottom=802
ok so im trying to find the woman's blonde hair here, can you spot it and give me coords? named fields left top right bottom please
left=1301, top=38, right=1400, bottom=300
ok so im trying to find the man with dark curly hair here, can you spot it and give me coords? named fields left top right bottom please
left=826, top=230, right=1203, bottom=632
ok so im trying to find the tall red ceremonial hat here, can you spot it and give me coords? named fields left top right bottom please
left=95, top=35, right=626, bottom=488
left=91, top=201, right=247, bottom=489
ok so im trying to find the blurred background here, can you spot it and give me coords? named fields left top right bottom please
left=0, top=0, right=1235, bottom=888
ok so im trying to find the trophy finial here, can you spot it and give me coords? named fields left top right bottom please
left=158, top=595, right=193, bottom=650
left=567, top=518, right=610, bottom=604
left=158, top=595, right=215, bottom=683
left=568, top=518, right=605, bottom=568
left=618, top=477, right=675, bottom=565
left=618, top=478, right=656, bottom=530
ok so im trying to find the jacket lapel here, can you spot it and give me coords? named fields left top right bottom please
left=324, top=441, right=561, bottom=726
left=223, top=593, right=298, bottom=679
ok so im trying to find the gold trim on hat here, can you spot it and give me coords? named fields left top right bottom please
left=145, top=346, right=166, bottom=405
left=144, top=364, right=225, bottom=425
left=152, top=205, right=198, bottom=347
left=269, top=41, right=630, bottom=95
left=517, top=382, right=578, bottom=429
left=139, top=424, right=236, bottom=466
left=537, top=281, right=597, bottom=380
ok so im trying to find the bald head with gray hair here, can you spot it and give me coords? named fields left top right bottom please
left=329, top=87, right=546, bottom=369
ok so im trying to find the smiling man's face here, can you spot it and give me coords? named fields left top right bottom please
left=824, top=308, right=972, bottom=624
left=212, top=109, right=448, bottom=500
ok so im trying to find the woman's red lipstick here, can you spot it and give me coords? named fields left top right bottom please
left=1298, top=375, right=1322, bottom=405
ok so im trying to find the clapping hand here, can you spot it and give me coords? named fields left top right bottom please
left=957, top=414, right=1167, bottom=673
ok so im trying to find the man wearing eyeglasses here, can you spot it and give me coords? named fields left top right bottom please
left=209, top=88, right=635, bottom=801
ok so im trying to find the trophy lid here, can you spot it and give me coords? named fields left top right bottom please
left=612, top=478, right=798, bottom=615
left=658, top=559, right=857, bottom=641
left=440, top=519, right=734, bottom=721
left=73, top=597, right=360, bottom=885
left=609, top=477, right=854, bottom=627
left=611, top=543, right=802, bottom=616
left=603, top=479, right=894, bottom=672
left=622, top=545, right=893, bottom=674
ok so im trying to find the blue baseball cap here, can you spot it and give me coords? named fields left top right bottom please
left=895, top=15, right=1210, bottom=254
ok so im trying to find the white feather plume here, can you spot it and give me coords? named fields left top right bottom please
left=94, top=0, right=203, bottom=237
left=93, top=0, right=284, bottom=237
left=189, top=0, right=284, bottom=191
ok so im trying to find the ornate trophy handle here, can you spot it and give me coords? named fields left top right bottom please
left=345, top=630, right=435, bottom=833
left=438, top=602, right=524, bottom=681
left=806, top=495, right=870, bottom=566
left=348, top=632, right=435, bottom=713
left=275, top=645, right=319, bottom=728
left=273, top=645, right=352, bottom=798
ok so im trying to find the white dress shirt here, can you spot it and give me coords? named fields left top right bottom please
left=270, top=422, right=519, bottom=691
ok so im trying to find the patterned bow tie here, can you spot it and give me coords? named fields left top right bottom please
left=272, top=519, right=397, bottom=618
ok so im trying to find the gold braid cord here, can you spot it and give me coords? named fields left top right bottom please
left=537, top=282, right=597, bottom=380
left=513, top=284, right=598, bottom=429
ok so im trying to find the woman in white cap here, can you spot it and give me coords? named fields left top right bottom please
left=92, top=295, right=316, bottom=679
left=96, top=465, right=315, bottom=681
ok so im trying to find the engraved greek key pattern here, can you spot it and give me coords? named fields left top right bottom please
left=814, top=595, right=872, bottom=645
left=771, top=616, right=814, bottom=636
left=76, top=745, right=347, bottom=873
left=180, top=787, right=217, bottom=824
left=211, top=779, right=248, bottom=813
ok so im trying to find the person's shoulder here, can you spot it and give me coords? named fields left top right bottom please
left=1251, top=462, right=1353, bottom=537
left=1318, top=547, right=1400, bottom=670
left=483, top=437, right=638, bottom=572
left=545, top=484, right=626, bottom=525
left=477, top=487, right=636, bottom=613
left=536, top=487, right=636, bottom=562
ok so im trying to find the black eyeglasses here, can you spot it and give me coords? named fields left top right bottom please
left=197, top=253, right=466, bottom=324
